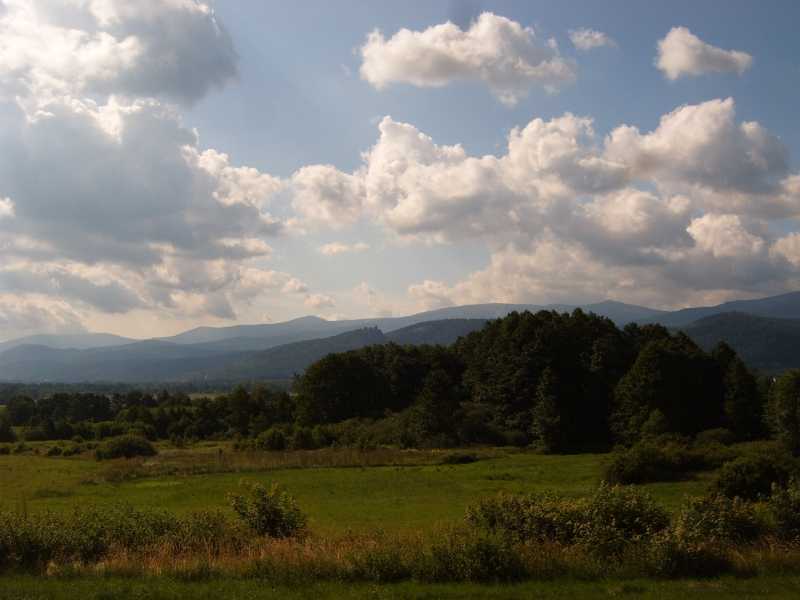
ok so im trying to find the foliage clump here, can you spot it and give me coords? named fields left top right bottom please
left=95, top=435, right=157, bottom=460
left=228, top=481, right=307, bottom=539
left=711, top=451, right=798, bottom=500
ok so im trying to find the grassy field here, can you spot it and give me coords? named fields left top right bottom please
left=3, top=575, right=800, bottom=599
left=0, top=444, right=783, bottom=598
left=0, top=445, right=712, bottom=534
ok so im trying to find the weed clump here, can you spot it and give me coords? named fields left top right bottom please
left=95, top=435, right=157, bottom=460
left=228, top=481, right=307, bottom=539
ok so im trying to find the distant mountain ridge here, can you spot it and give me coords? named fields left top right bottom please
left=0, top=291, right=798, bottom=382
left=681, top=312, right=800, bottom=373
left=644, top=291, right=800, bottom=327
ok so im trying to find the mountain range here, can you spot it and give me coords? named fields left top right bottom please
left=0, top=292, right=797, bottom=382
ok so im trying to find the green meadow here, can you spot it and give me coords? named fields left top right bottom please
left=0, top=445, right=712, bottom=534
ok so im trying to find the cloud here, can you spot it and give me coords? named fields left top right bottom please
left=352, top=282, right=393, bottom=317
left=408, top=279, right=456, bottom=310
left=360, top=12, right=576, bottom=105
left=290, top=164, right=365, bottom=229
left=0, top=294, right=87, bottom=340
left=0, top=1, right=329, bottom=333
left=569, top=28, right=616, bottom=51
left=319, top=242, right=369, bottom=256
left=604, top=98, right=791, bottom=204
left=0, top=196, right=13, bottom=218
left=686, top=214, right=765, bottom=258
left=304, top=293, right=335, bottom=310
left=656, top=27, right=752, bottom=80
left=0, top=0, right=237, bottom=110
left=0, top=262, right=144, bottom=313
left=772, top=233, right=800, bottom=267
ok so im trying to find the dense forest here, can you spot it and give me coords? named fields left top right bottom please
left=2, top=309, right=798, bottom=454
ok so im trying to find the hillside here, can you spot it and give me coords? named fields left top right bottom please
left=682, top=312, right=800, bottom=373
left=647, top=291, right=800, bottom=327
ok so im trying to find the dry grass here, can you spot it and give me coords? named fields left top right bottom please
left=86, top=446, right=505, bottom=484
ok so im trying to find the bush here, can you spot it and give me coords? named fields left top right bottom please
left=290, top=427, right=315, bottom=450
left=712, top=452, right=798, bottom=500
left=0, top=445, right=9, bottom=455
left=603, top=439, right=727, bottom=485
left=413, top=530, right=526, bottom=583
left=95, top=435, right=157, bottom=460
left=256, top=428, right=286, bottom=451
left=645, top=531, right=733, bottom=579
left=695, top=428, right=735, bottom=446
left=228, top=481, right=307, bottom=538
left=466, top=484, right=667, bottom=556
left=46, top=446, right=63, bottom=457
left=577, top=484, right=669, bottom=557
left=768, top=481, right=800, bottom=542
left=440, top=452, right=479, bottom=465
left=673, top=494, right=764, bottom=544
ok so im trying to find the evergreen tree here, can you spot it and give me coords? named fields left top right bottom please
left=768, top=370, right=800, bottom=455
left=722, top=356, right=763, bottom=440
left=531, top=368, right=561, bottom=453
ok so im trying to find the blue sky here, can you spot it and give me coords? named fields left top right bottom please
left=1, top=1, right=799, bottom=338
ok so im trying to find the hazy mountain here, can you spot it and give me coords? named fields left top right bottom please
left=0, top=340, right=226, bottom=383
left=1, top=292, right=798, bottom=382
left=385, top=319, right=488, bottom=346
left=682, top=312, right=800, bottom=373
left=0, top=333, right=134, bottom=353
left=645, top=291, right=800, bottom=327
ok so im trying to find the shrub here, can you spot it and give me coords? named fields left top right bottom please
left=672, top=494, right=764, bottom=544
left=46, top=446, right=63, bottom=457
left=0, top=445, right=9, bottom=455
left=603, top=439, right=725, bottom=485
left=767, top=481, right=800, bottom=542
left=695, top=428, right=735, bottom=446
left=645, top=531, right=733, bottom=579
left=577, top=484, right=669, bottom=557
left=440, top=452, right=479, bottom=465
left=712, top=452, right=798, bottom=500
left=256, top=428, right=286, bottom=451
left=228, top=481, right=307, bottom=538
left=95, top=435, right=157, bottom=460
left=466, top=492, right=582, bottom=545
left=413, top=530, right=526, bottom=583
left=12, top=443, right=29, bottom=454
left=290, top=427, right=315, bottom=450
left=466, top=484, right=668, bottom=556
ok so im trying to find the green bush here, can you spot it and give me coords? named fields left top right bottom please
left=228, top=481, right=307, bottom=538
left=645, top=531, right=733, bottom=579
left=466, top=492, right=582, bottom=545
left=256, top=428, right=286, bottom=451
left=440, top=452, right=479, bottom=465
left=413, top=530, right=526, bottom=583
left=695, top=428, right=735, bottom=446
left=577, top=484, right=670, bottom=557
left=46, top=446, right=63, bottom=457
left=767, top=481, right=800, bottom=542
left=603, top=439, right=727, bottom=485
left=672, top=494, right=764, bottom=544
left=289, top=427, right=315, bottom=450
left=712, top=452, right=798, bottom=500
left=466, top=484, right=667, bottom=556
left=95, top=435, right=157, bottom=460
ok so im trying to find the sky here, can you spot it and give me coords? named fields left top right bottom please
left=1, top=0, right=800, bottom=340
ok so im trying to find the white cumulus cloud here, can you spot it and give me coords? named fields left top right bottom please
left=360, top=12, right=576, bottom=105
left=569, top=28, right=616, bottom=51
left=656, top=26, right=752, bottom=80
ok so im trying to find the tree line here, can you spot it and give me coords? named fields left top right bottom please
left=2, top=309, right=799, bottom=453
